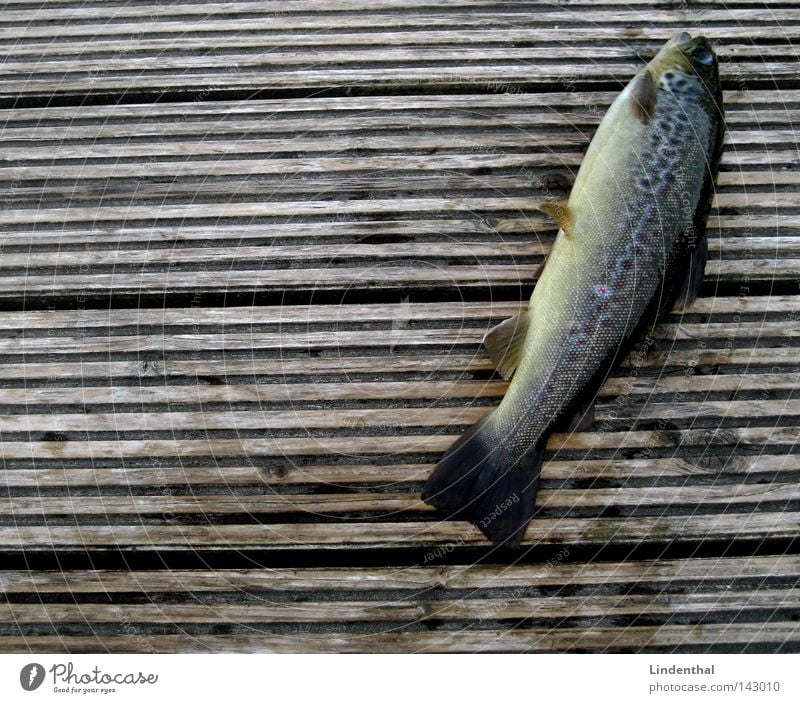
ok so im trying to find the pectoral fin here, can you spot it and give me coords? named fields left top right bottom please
left=538, top=197, right=573, bottom=237
left=630, top=70, right=657, bottom=124
left=483, top=311, right=530, bottom=380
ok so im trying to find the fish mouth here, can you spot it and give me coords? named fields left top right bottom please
left=647, top=32, right=719, bottom=90
left=673, top=31, right=714, bottom=56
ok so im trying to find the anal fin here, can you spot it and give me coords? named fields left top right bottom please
left=483, top=311, right=529, bottom=380
left=672, top=236, right=708, bottom=312
left=564, top=400, right=596, bottom=433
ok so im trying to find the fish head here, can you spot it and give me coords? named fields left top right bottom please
left=647, top=32, right=721, bottom=101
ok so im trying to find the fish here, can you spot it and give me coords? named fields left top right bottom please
left=421, top=32, right=725, bottom=547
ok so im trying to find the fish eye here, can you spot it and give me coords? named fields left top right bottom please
left=692, top=46, right=714, bottom=65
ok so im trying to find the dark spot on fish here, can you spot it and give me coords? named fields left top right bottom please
left=675, top=78, right=687, bottom=89
left=664, top=71, right=675, bottom=81
left=638, top=176, right=652, bottom=188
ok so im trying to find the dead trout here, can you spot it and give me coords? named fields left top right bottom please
left=422, top=33, right=725, bottom=547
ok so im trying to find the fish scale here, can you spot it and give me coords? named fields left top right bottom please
left=422, top=33, right=725, bottom=547
left=485, top=88, right=711, bottom=452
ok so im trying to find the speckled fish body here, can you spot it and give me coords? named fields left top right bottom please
left=422, top=33, right=725, bottom=547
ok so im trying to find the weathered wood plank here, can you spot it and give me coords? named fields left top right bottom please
left=2, top=90, right=797, bottom=126
left=0, top=401, right=793, bottom=439
left=1, top=455, right=796, bottom=489
left=0, top=296, right=794, bottom=330
left=3, top=105, right=798, bottom=144
left=0, top=372, right=794, bottom=406
left=3, top=0, right=793, bottom=26
left=0, top=346, right=794, bottom=387
left=6, top=9, right=800, bottom=40
left=0, top=426, right=793, bottom=461
left=1, top=131, right=794, bottom=163
left=117, top=620, right=763, bottom=653
left=5, top=45, right=799, bottom=79
left=4, top=177, right=799, bottom=216
left=0, top=261, right=791, bottom=296
left=3, top=589, right=796, bottom=625
left=3, top=27, right=798, bottom=62
left=3, top=59, right=796, bottom=99
left=2, top=555, right=796, bottom=593
left=0, top=512, right=796, bottom=549
left=0, top=622, right=797, bottom=653
left=1, top=157, right=797, bottom=196
left=1, top=483, right=797, bottom=516
left=0, top=239, right=795, bottom=273
left=596, top=399, right=800, bottom=421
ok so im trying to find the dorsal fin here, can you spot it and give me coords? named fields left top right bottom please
left=482, top=311, right=530, bottom=380
left=538, top=197, right=573, bottom=236
left=630, top=70, right=657, bottom=124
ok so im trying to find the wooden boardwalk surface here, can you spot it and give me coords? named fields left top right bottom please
left=0, top=0, right=798, bottom=652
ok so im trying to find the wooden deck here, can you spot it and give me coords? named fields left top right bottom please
left=0, top=0, right=798, bottom=653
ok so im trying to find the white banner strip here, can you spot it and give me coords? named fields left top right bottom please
left=0, top=653, right=795, bottom=703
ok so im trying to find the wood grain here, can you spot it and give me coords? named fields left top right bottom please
left=3, top=623, right=797, bottom=653
left=0, top=512, right=797, bottom=550
left=0, top=0, right=797, bottom=655
left=3, top=554, right=796, bottom=592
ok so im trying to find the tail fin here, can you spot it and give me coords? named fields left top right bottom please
left=421, top=417, right=544, bottom=548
